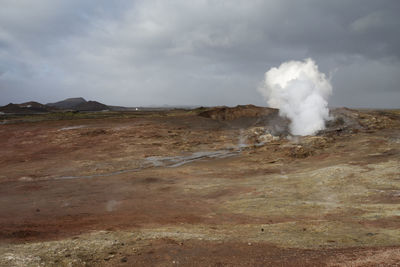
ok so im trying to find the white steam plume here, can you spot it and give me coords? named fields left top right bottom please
left=258, top=58, right=332, bottom=136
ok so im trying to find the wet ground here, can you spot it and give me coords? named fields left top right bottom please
left=0, top=108, right=399, bottom=266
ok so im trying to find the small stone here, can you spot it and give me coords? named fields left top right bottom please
left=248, top=242, right=252, bottom=246
left=121, top=257, right=128, bottom=263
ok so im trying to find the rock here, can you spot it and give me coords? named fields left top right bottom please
left=242, top=127, right=280, bottom=146
left=288, top=145, right=313, bottom=158
left=300, top=136, right=329, bottom=149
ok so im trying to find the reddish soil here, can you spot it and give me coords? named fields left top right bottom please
left=0, top=108, right=399, bottom=266
left=112, top=239, right=400, bottom=267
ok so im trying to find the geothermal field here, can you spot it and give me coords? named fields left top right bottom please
left=1, top=1, right=399, bottom=266
left=0, top=105, right=399, bottom=266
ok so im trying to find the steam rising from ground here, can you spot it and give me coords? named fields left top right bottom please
left=259, top=58, right=332, bottom=136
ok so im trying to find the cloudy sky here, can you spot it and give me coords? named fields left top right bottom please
left=0, top=0, right=399, bottom=108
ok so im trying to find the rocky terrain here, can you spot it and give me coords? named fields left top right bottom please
left=0, top=105, right=399, bottom=266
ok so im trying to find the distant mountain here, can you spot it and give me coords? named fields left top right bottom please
left=0, top=103, right=27, bottom=114
left=0, top=98, right=111, bottom=114
left=47, top=97, right=87, bottom=110
left=47, top=97, right=109, bottom=111
left=0, top=101, right=56, bottom=114
left=20, top=101, right=58, bottom=112
left=74, top=101, right=109, bottom=111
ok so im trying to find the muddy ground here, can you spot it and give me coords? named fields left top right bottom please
left=0, top=107, right=399, bottom=266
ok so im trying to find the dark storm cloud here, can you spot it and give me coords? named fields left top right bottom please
left=0, top=0, right=399, bottom=107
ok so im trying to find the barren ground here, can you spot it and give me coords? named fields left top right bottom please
left=0, top=107, right=399, bottom=266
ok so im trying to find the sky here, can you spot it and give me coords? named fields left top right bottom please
left=0, top=0, right=399, bottom=108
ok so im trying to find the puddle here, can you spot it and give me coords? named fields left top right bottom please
left=58, top=125, right=86, bottom=131
left=55, top=149, right=239, bottom=180
left=145, top=150, right=238, bottom=168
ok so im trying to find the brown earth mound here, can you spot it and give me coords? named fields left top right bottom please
left=198, top=104, right=276, bottom=121
left=323, top=107, right=399, bottom=135
left=198, top=105, right=289, bottom=133
left=197, top=105, right=399, bottom=136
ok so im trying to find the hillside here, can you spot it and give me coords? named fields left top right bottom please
left=46, top=97, right=87, bottom=109
left=74, top=100, right=109, bottom=111
left=0, top=98, right=110, bottom=114
left=0, top=101, right=55, bottom=114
